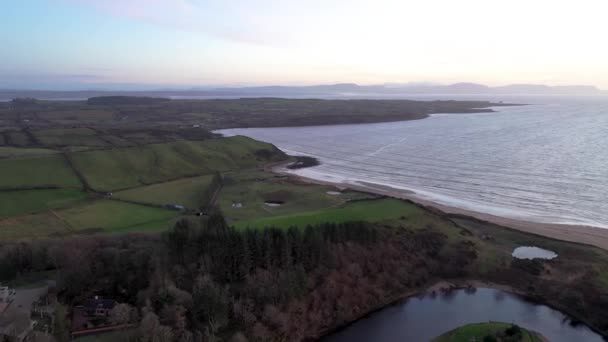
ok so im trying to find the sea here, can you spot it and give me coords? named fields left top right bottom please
left=217, top=95, right=608, bottom=229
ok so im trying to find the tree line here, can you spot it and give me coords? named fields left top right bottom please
left=0, top=212, right=478, bottom=341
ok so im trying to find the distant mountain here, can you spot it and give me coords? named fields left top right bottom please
left=1, top=82, right=605, bottom=100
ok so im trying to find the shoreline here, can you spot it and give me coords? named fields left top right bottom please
left=272, top=164, right=608, bottom=251
left=317, top=279, right=575, bottom=341
left=269, top=161, right=608, bottom=340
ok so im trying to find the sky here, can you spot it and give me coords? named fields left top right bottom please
left=2, top=0, right=608, bottom=90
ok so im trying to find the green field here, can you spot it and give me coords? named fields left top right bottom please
left=58, top=200, right=179, bottom=233
left=0, top=146, right=59, bottom=158
left=0, top=189, right=88, bottom=218
left=0, top=212, right=71, bottom=239
left=432, top=322, right=544, bottom=342
left=6, top=131, right=31, bottom=146
left=70, top=136, right=281, bottom=191
left=114, top=174, right=216, bottom=209
left=0, top=155, right=82, bottom=189
left=233, top=198, right=422, bottom=229
left=37, top=109, right=116, bottom=123
left=453, top=217, right=608, bottom=285
left=33, top=128, right=110, bottom=147
left=220, top=172, right=343, bottom=224
left=0, top=135, right=286, bottom=238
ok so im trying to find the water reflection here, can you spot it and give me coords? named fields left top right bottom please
left=512, top=246, right=558, bottom=260
left=322, top=288, right=604, bottom=342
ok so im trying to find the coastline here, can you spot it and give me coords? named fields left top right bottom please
left=270, top=160, right=608, bottom=341
left=272, top=164, right=608, bottom=251
left=318, top=279, right=558, bottom=341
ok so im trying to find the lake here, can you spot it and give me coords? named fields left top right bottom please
left=217, top=96, right=608, bottom=229
left=321, top=288, right=604, bottom=342
left=512, top=246, right=558, bottom=260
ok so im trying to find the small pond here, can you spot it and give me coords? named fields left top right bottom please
left=512, top=246, right=558, bottom=260
left=322, top=288, right=604, bottom=342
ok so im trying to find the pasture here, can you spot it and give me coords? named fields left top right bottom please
left=0, top=189, right=87, bottom=218
left=33, top=127, right=110, bottom=147
left=0, top=212, right=71, bottom=240
left=0, top=146, right=59, bottom=158
left=233, top=198, right=423, bottom=229
left=0, top=154, right=81, bottom=189
left=219, top=171, right=343, bottom=224
left=6, top=131, right=31, bottom=146
left=70, top=136, right=281, bottom=191
left=114, top=174, right=217, bottom=209
left=58, top=200, right=179, bottom=233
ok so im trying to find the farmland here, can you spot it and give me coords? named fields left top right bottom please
left=114, top=174, right=218, bottom=210
left=2, top=98, right=608, bottom=342
left=0, top=96, right=502, bottom=239
left=0, top=146, right=59, bottom=158
left=0, top=189, right=87, bottom=218
left=219, top=170, right=345, bottom=224
left=71, top=136, right=281, bottom=191
left=0, top=97, right=502, bottom=133
left=57, top=200, right=180, bottom=233
left=233, top=198, right=423, bottom=229
left=0, top=154, right=81, bottom=189
left=0, top=103, right=289, bottom=238
left=33, top=127, right=110, bottom=147
left=0, top=212, right=73, bottom=239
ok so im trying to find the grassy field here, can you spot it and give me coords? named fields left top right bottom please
left=6, top=131, right=31, bottom=146
left=0, top=134, right=286, bottom=238
left=0, top=189, right=88, bottom=218
left=33, top=127, right=110, bottom=147
left=0, top=146, right=59, bottom=158
left=37, top=109, right=116, bottom=123
left=58, top=200, right=179, bottom=233
left=453, top=217, right=608, bottom=286
left=220, top=172, right=343, bottom=224
left=233, top=198, right=424, bottom=229
left=1, top=97, right=500, bottom=132
left=70, top=136, right=281, bottom=191
left=0, top=154, right=82, bottom=189
left=432, top=322, right=544, bottom=342
left=0, top=212, right=71, bottom=239
left=114, top=174, right=216, bottom=209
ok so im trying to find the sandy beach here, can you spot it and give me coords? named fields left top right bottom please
left=274, top=165, right=608, bottom=251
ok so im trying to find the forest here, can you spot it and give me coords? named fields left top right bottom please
left=0, top=212, right=477, bottom=341
left=2, top=205, right=608, bottom=341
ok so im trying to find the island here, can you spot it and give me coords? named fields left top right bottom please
left=433, top=323, right=545, bottom=342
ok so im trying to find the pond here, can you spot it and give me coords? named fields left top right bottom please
left=321, top=288, right=604, bottom=342
left=512, top=246, right=558, bottom=260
